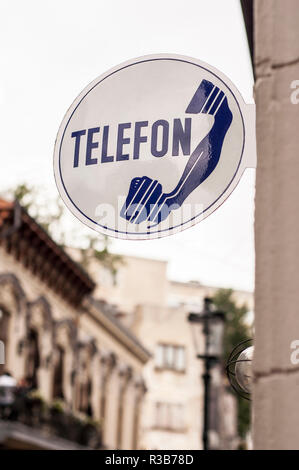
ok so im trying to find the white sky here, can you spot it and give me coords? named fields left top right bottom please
left=0, top=0, right=255, bottom=292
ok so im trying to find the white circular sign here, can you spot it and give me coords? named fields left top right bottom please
left=54, top=54, right=255, bottom=240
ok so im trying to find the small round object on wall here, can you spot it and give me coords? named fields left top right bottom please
left=226, top=339, right=253, bottom=400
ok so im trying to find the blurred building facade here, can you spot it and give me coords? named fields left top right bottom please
left=0, top=197, right=253, bottom=450
left=0, top=200, right=150, bottom=450
left=75, top=252, right=253, bottom=450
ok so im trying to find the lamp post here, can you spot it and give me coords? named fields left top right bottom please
left=188, top=297, right=225, bottom=450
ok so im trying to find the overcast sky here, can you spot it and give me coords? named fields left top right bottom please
left=0, top=0, right=255, bottom=292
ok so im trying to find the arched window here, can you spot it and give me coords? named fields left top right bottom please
left=53, top=345, right=65, bottom=399
left=76, top=352, right=93, bottom=417
left=78, top=375, right=93, bottom=416
left=26, top=329, right=40, bottom=389
left=0, top=307, right=10, bottom=375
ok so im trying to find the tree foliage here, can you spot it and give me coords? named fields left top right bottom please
left=211, top=288, right=252, bottom=443
left=11, top=183, right=65, bottom=243
left=79, top=235, right=124, bottom=283
left=4, top=183, right=123, bottom=278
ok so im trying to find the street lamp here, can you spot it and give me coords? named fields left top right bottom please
left=188, top=297, right=225, bottom=451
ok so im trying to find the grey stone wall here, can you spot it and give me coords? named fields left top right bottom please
left=254, top=0, right=299, bottom=449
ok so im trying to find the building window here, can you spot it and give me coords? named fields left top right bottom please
left=77, top=364, right=93, bottom=417
left=155, top=402, right=185, bottom=431
left=53, top=346, right=65, bottom=399
left=26, top=329, right=40, bottom=389
left=156, top=344, right=186, bottom=371
left=0, top=307, right=9, bottom=375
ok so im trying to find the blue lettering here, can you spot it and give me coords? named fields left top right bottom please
left=101, top=126, right=114, bottom=163
left=151, top=120, right=169, bottom=157
left=72, top=118, right=193, bottom=167
left=172, top=118, right=191, bottom=156
left=71, top=130, right=86, bottom=167
left=133, top=121, right=148, bottom=159
left=86, top=127, right=100, bottom=166
left=116, top=123, right=131, bottom=161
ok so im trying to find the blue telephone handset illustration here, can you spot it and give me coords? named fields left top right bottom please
left=120, top=79, right=233, bottom=226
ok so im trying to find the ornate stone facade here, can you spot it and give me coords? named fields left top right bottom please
left=0, top=200, right=150, bottom=449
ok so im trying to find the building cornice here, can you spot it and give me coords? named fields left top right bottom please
left=83, top=296, right=151, bottom=365
left=0, top=199, right=95, bottom=306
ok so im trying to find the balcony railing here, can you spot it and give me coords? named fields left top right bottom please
left=0, top=389, right=102, bottom=449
